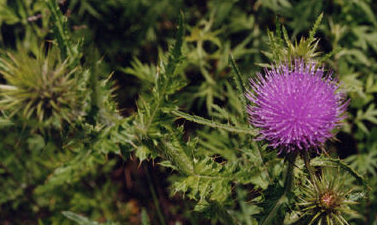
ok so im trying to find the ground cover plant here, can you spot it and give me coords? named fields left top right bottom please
left=0, top=0, right=377, bottom=224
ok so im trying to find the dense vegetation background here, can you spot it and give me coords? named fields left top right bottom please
left=0, top=0, right=377, bottom=224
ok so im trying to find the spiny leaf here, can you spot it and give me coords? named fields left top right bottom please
left=282, top=25, right=290, bottom=49
left=171, top=109, right=257, bottom=135
left=160, top=131, right=194, bottom=175
left=229, top=53, right=248, bottom=120
left=309, top=13, right=323, bottom=43
left=326, top=158, right=371, bottom=190
left=275, top=16, right=284, bottom=46
left=45, top=0, right=71, bottom=59
left=165, top=11, right=185, bottom=77
left=172, top=156, right=233, bottom=203
left=139, top=13, right=185, bottom=135
left=173, top=155, right=268, bottom=209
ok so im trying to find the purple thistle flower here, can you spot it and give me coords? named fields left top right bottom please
left=246, top=59, right=348, bottom=153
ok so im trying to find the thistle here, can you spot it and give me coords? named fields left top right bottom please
left=246, top=59, right=348, bottom=153
left=297, top=168, right=360, bottom=225
left=0, top=47, right=79, bottom=127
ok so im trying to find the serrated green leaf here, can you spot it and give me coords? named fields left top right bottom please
left=172, top=110, right=257, bottom=135
left=229, top=53, right=248, bottom=120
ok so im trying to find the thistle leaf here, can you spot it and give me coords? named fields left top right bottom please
left=229, top=53, right=248, bottom=120
left=172, top=110, right=257, bottom=135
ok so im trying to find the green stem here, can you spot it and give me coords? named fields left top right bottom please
left=303, top=151, right=317, bottom=190
left=261, top=153, right=296, bottom=225
left=229, top=53, right=248, bottom=121
left=284, top=154, right=296, bottom=194
left=144, top=164, right=167, bottom=225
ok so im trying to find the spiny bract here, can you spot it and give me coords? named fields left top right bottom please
left=246, top=59, right=348, bottom=153
left=297, top=168, right=360, bottom=225
left=0, top=47, right=79, bottom=127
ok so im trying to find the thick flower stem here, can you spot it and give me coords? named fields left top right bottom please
left=284, top=153, right=296, bottom=194
left=144, top=164, right=167, bottom=225
left=303, top=151, right=317, bottom=190
left=261, top=153, right=296, bottom=225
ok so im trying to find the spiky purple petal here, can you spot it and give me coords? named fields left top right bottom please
left=246, top=59, right=348, bottom=153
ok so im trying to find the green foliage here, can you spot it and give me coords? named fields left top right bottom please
left=346, top=142, right=377, bottom=177
left=173, top=155, right=269, bottom=203
left=355, top=104, right=377, bottom=134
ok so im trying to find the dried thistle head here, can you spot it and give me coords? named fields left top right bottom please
left=0, top=47, right=79, bottom=127
left=297, top=168, right=361, bottom=225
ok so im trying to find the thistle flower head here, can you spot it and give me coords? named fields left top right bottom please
left=246, top=59, right=348, bottom=153
left=0, top=47, right=79, bottom=128
left=297, top=168, right=361, bottom=225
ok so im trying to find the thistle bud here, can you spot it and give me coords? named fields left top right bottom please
left=297, top=169, right=360, bottom=225
left=0, top=47, right=79, bottom=128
